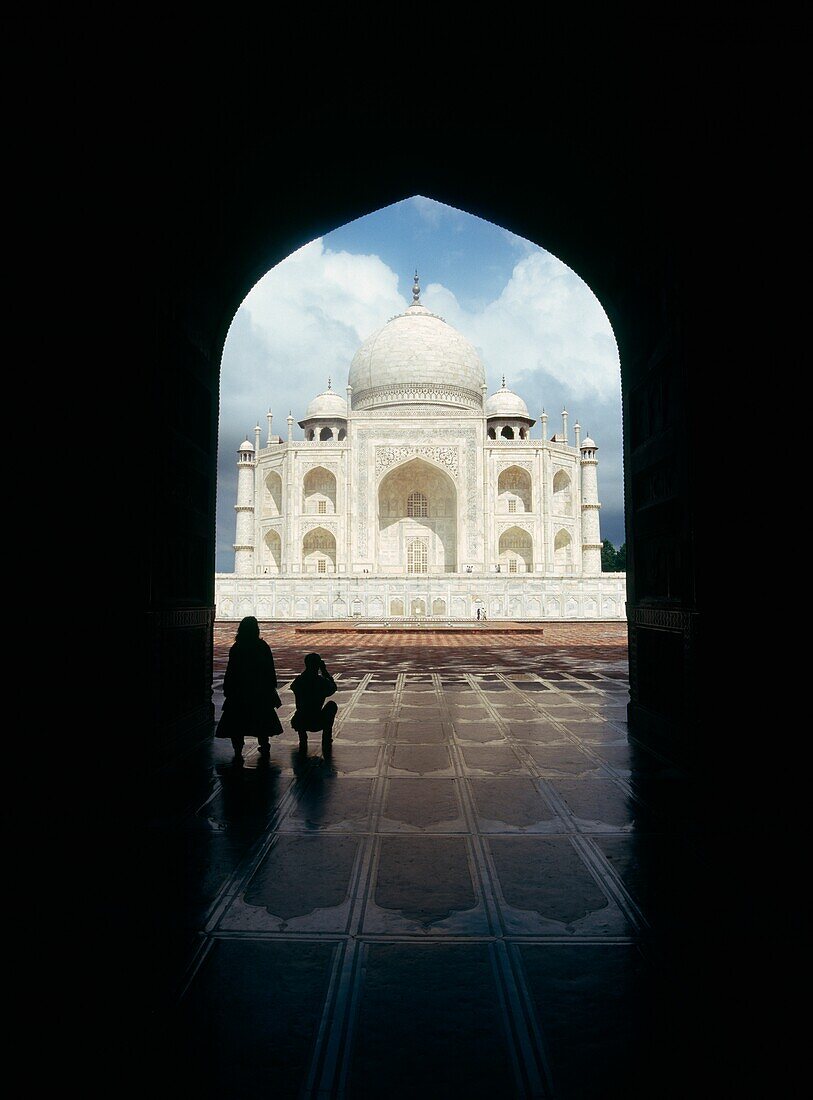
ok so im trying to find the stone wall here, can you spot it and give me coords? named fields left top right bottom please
left=214, top=573, right=627, bottom=621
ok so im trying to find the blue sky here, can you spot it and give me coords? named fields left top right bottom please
left=216, top=196, right=624, bottom=571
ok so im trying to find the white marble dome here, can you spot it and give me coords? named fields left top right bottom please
left=304, top=387, right=347, bottom=419
left=238, top=438, right=254, bottom=451
left=581, top=436, right=597, bottom=449
left=348, top=302, right=486, bottom=410
left=485, top=382, right=531, bottom=420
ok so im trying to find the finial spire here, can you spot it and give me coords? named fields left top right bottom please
left=501, top=374, right=506, bottom=389
left=327, top=376, right=332, bottom=390
left=412, top=269, right=420, bottom=303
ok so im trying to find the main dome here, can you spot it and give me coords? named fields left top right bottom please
left=348, top=300, right=486, bottom=411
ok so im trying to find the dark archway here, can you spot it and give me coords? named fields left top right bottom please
left=144, top=113, right=699, bottom=768
left=120, top=91, right=737, bottom=1100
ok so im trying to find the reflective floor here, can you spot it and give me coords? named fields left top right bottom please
left=142, top=625, right=702, bottom=1099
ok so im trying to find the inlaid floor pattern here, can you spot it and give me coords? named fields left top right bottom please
left=154, top=627, right=691, bottom=1099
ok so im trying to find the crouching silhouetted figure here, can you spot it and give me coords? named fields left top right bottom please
left=290, top=653, right=337, bottom=756
left=216, top=616, right=282, bottom=762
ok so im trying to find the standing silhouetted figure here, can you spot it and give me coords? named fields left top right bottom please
left=290, top=652, right=337, bottom=756
left=216, top=616, right=282, bottom=761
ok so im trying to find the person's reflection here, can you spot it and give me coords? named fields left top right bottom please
left=215, top=749, right=282, bottom=831
left=290, top=747, right=336, bottom=829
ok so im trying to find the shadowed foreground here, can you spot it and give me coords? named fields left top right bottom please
left=143, top=624, right=701, bottom=1098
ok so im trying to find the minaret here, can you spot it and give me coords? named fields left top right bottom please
left=234, top=437, right=256, bottom=575
left=541, top=409, right=548, bottom=440
left=580, top=433, right=602, bottom=574
left=561, top=408, right=569, bottom=444
left=574, top=420, right=582, bottom=451
left=254, top=422, right=262, bottom=455
left=287, top=411, right=294, bottom=442
left=266, top=409, right=273, bottom=445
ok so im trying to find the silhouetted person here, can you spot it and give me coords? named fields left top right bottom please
left=476, top=607, right=481, bottom=621
left=290, top=652, right=337, bottom=756
left=216, top=616, right=282, bottom=762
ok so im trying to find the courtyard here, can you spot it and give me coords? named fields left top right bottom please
left=144, top=623, right=699, bottom=1098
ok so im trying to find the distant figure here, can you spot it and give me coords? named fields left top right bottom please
left=290, top=652, right=337, bottom=756
left=482, top=609, right=488, bottom=621
left=476, top=608, right=481, bottom=621
left=216, top=616, right=282, bottom=761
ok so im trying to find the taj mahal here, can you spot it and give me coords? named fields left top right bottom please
left=215, top=273, right=626, bottom=622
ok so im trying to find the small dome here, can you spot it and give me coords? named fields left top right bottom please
left=304, top=386, right=348, bottom=420
left=238, top=438, right=255, bottom=452
left=485, top=379, right=531, bottom=420
left=580, top=436, right=597, bottom=449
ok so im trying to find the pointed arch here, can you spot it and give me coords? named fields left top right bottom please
left=263, top=470, right=282, bottom=517
left=302, top=526, right=336, bottom=573
left=263, top=528, right=281, bottom=574
left=498, top=526, right=532, bottom=573
left=554, top=528, right=573, bottom=572
left=303, top=465, right=337, bottom=514
left=498, top=465, right=532, bottom=513
left=377, top=457, right=457, bottom=573
left=553, top=469, right=572, bottom=514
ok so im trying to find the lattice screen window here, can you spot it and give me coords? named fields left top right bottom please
left=508, top=500, right=517, bottom=513
left=509, top=559, right=518, bottom=573
left=317, top=559, right=326, bottom=573
left=407, top=539, right=428, bottom=574
left=318, top=500, right=326, bottom=514
left=407, top=491, right=428, bottom=517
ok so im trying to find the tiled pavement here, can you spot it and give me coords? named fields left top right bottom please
left=146, top=625, right=701, bottom=1099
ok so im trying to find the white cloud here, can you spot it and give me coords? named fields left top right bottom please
left=426, top=250, right=620, bottom=403
left=216, top=239, right=624, bottom=570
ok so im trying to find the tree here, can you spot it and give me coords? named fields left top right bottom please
left=601, top=539, right=618, bottom=572
left=615, top=542, right=626, bottom=571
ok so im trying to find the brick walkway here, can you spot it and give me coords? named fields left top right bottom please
left=149, top=625, right=697, bottom=1098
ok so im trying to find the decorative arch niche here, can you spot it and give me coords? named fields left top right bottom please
left=554, top=528, right=573, bottom=572
left=498, top=526, right=533, bottom=573
left=498, top=465, right=532, bottom=513
left=377, top=457, right=457, bottom=573
left=263, top=470, right=282, bottom=516
left=263, top=529, right=281, bottom=574
left=553, top=469, right=573, bottom=514
left=302, top=526, right=336, bottom=573
left=303, top=466, right=337, bottom=514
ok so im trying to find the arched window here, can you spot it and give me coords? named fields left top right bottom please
left=319, top=426, right=333, bottom=441
left=488, top=427, right=496, bottom=440
left=337, top=428, right=346, bottom=441
left=407, top=539, right=428, bottom=574
left=500, top=425, right=514, bottom=439
left=407, top=490, right=428, bottom=517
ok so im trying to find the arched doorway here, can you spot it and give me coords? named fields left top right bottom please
left=146, top=136, right=698, bottom=770
left=376, top=457, right=457, bottom=574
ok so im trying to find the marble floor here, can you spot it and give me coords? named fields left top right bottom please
left=142, top=626, right=703, bottom=1099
